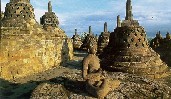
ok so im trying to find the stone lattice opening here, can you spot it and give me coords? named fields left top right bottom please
left=127, top=44, right=131, bottom=48
left=135, top=43, right=138, bottom=47
left=134, top=33, right=138, bottom=36
left=138, top=38, right=141, bottom=42
left=140, top=33, right=143, bottom=36
left=142, top=43, right=145, bottom=47
left=123, top=39, right=128, bottom=43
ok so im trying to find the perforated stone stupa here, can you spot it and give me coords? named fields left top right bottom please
left=72, top=29, right=83, bottom=49
left=97, top=22, right=110, bottom=54
left=40, top=1, right=59, bottom=30
left=0, top=0, right=73, bottom=81
left=1, top=0, right=38, bottom=28
left=101, top=0, right=170, bottom=79
left=150, top=32, right=171, bottom=67
left=40, top=1, right=66, bottom=38
left=81, top=26, right=97, bottom=50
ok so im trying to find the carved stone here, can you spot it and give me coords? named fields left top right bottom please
left=83, top=42, right=120, bottom=98
left=121, top=0, right=139, bottom=27
left=125, top=0, right=133, bottom=20
left=117, top=15, right=121, bottom=27
left=48, top=1, right=52, bottom=12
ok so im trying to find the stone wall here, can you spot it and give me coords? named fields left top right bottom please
left=10, top=0, right=30, bottom=3
left=0, top=27, right=73, bottom=81
left=0, top=0, right=73, bottom=81
left=1, top=12, right=4, bottom=20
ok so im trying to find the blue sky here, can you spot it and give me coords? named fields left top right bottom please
left=1, top=0, right=171, bottom=37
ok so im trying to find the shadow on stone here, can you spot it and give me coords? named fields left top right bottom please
left=30, top=77, right=93, bottom=98
left=74, top=50, right=88, bottom=58
left=63, top=78, right=88, bottom=96
left=0, top=78, right=40, bottom=99
left=64, top=60, right=83, bottom=70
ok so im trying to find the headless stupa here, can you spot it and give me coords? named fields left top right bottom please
left=101, top=0, right=170, bottom=79
left=1, top=0, right=38, bottom=28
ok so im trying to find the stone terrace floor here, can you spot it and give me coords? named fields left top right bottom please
left=0, top=51, right=171, bottom=99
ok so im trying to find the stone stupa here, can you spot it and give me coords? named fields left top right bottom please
left=97, top=22, right=110, bottom=54
left=100, top=0, right=170, bottom=79
left=40, top=1, right=66, bottom=38
left=1, top=0, right=39, bottom=28
left=81, top=26, right=97, bottom=50
left=150, top=32, right=171, bottom=67
left=72, top=29, right=83, bottom=49
left=0, top=0, right=73, bottom=81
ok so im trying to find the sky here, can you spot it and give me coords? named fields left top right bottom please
left=1, top=0, right=171, bottom=37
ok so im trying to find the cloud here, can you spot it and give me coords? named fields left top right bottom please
left=54, top=4, right=120, bottom=36
left=131, top=1, right=171, bottom=37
